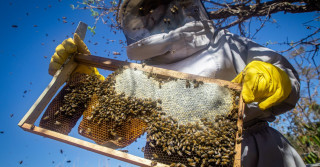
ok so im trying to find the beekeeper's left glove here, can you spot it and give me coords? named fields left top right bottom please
left=48, top=33, right=105, bottom=80
left=232, top=61, right=292, bottom=110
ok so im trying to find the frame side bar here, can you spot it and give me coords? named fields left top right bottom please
left=18, top=60, right=78, bottom=126
left=233, top=93, right=245, bottom=167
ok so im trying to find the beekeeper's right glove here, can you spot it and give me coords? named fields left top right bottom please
left=48, top=33, right=105, bottom=80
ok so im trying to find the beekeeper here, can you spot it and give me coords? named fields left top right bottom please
left=49, top=0, right=305, bottom=166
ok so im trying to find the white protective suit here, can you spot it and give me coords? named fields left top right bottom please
left=119, top=0, right=305, bottom=166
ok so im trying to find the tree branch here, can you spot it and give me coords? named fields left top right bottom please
left=208, top=0, right=320, bottom=20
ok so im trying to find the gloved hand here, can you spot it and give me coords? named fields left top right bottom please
left=48, top=33, right=105, bottom=80
left=232, top=61, right=292, bottom=110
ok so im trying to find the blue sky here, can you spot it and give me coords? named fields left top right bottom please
left=0, top=0, right=319, bottom=167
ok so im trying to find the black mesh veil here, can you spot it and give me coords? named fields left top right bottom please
left=118, top=0, right=209, bottom=44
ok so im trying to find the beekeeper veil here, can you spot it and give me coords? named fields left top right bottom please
left=118, top=0, right=213, bottom=64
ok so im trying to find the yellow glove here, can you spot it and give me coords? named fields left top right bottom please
left=48, top=33, right=105, bottom=80
left=232, top=61, right=292, bottom=110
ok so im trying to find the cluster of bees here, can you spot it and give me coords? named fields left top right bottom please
left=185, top=79, right=204, bottom=88
left=46, top=67, right=239, bottom=166
left=67, top=70, right=163, bottom=141
left=42, top=74, right=102, bottom=124
left=145, top=113, right=238, bottom=167
left=83, top=70, right=164, bottom=139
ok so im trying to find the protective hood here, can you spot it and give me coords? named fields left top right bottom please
left=126, top=20, right=215, bottom=64
left=118, top=0, right=209, bottom=45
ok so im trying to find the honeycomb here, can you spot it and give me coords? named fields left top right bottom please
left=40, top=67, right=241, bottom=166
left=114, top=68, right=236, bottom=126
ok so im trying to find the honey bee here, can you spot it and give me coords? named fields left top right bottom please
left=201, top=153, right=208, bottom=158
left=194, top=157, right=200, bottom=163
left=170, top=8, right=175, bottom=13
left=236, top=137, right=243, bottom=144
left=188, top=162, right=196, bottom=167
left=194, top=82, right=199, bottom=88
left=221, top=147, right=228, bottom=152
left=151, top=161, right=157, bottom=166
left=216, top=159, right=220, bottom=165
left=222, top=155, right=229, bottom=159
left=142, top=63, right=146, bottom=68
left=110, top=131, right=117, bottom=136
left=152, top=153, right=158, bottom=159
left=43, top=116, right=49, bottom=121
left=238, top=129, right=242, bottom=137
left=208, top=150, right=214, bottom=155
left=31, top=124, right=35, bottom=130
left=184, top=150, right=191, bottom=155
left=117, top=137, right=123, bottom=142
left=54, top=121, right=61, bottom=126
left=173, top=5, right=178, bottom=10
left=119, top=150, right=129, bottom=153
left=221, top=162, right=228, bottom=165
left=180, top=163, right=187, bottom=167
left=87, top=128, right=91, bottom=134
left=169, top=163, right=176, bottom=167
left=186, top=80, right=191, bottom=88
left=166, top=149, right=172, bottom=156
left=54, top=110, right=59, bottom=117
left=156, top=140, right=160, bottom=145
left=149, top=142, right=155, bottom=148
left=97, top=119, right=103, bottom=125
left=214, top=154, right=221, bottom=158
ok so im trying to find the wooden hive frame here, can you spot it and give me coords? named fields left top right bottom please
left=18, top=22, right=245, bottom=167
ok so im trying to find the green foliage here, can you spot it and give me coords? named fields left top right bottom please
left=82, top=0, right=95, bottom=5
left=299, top=122, right=320, bottom=164
left=90, top=8, right=99, bottom=17
left=70, top=4, right=79, bottom=10
left=87, top=26, right=96, bottom=35
left=311, top=103, right=320, bottom=114
left=111, top=0, right=117, bottom=6
left=304, top=152, right=319, bottom=164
